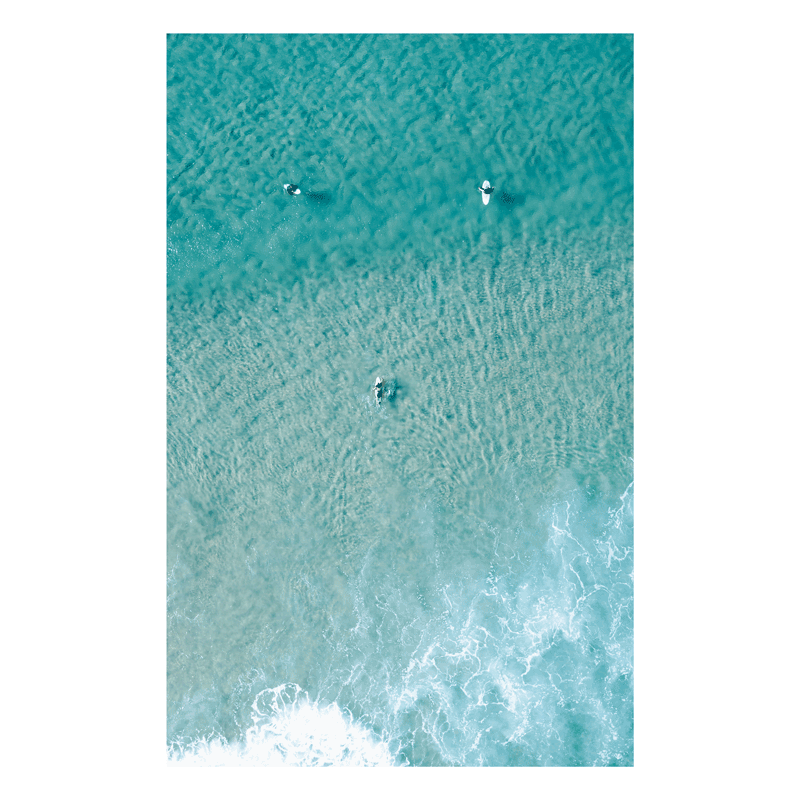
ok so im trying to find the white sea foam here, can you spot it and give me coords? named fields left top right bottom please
left=168, top=484, right=633, bottom=766
left=169, top=683, right=396, bottom=766
left=339, top=484, right=635, bottom=765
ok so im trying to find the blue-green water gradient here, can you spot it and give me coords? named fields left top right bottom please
left=167, top=33, right=633, bottom=766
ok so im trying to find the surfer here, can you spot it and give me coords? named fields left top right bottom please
left=373, top=376, right=383, bottom=406
left=284, top=183, right=301, bottom=195
left=478, top=184, right=495, bottom=197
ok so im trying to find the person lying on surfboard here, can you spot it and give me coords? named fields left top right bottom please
left=478, top=184, right=495, bottom=196
left=284, top=183, right=301, bottom=195
left=373, top=376, right=384, bottom=406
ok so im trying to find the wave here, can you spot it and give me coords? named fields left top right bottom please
left=168, top=476, right=632, bottom=766
left=168, top=683, right=395, bottom=766
left=325, top=480, right=634, bottom=766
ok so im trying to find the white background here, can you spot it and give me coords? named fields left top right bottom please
left=3, top=2, right=795, bottom=796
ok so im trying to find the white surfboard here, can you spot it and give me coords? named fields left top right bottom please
left=480, top=180, right=491, bottom=205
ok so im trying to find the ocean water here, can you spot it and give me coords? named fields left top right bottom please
left=167, top=33, right=633, bottom=767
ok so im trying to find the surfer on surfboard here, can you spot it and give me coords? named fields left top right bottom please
left=479, top=181, right=495, bottom=205
left=284, top=183, right=301, bottom=195
left=373, top=376, right=384, bottom=406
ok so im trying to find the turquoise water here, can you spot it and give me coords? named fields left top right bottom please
left=167, top=33, right=633, bottom=766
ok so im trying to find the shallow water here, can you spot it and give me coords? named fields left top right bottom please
left=167, top=33, right=633, bottom=766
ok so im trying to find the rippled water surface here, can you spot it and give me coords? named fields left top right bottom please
left=167, top=33, right=633, bottom=766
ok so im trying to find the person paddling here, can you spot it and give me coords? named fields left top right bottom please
left=478, top=184, right=495, bottom=196
left=284, top=183, right=301, bottom=195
